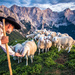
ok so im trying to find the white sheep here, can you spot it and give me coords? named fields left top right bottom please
left=26, top=34, right=35, bottom=39
left=14, top=43, right=23, bottom=63
left=22, top=40, right=37, bottom=66
left=50, top=32, right=56, bottom=38
left=52, top=36, right=74, bottom=53
left=58, top=33, right=69, bottom=37
left=34, top=34, right=45, bottom=42
left=56, top=32, right=61, bottom=36
left=45, top=39, right=52, bottom=52
left=37, top=37, right=45, bottom=55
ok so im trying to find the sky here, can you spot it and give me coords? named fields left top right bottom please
left=0, top=0, right=75, bottom=12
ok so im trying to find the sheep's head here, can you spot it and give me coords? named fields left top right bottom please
left=44, top=36, right=47, bottom=40
left=48, top=36, right=52, bottom=40
left=56, top=32, right=61, bottom=36
left=52, top=37, right=59, bottom=43
left=45, top=39, right=49, bottom=43
left=39, top=37, right=44, bottom=42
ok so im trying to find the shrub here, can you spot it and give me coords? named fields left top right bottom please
left=66, top=59, right=75, bottom=69
left=31, top=64, right=42, bottom=74
left=12, top=70, right=17, bottom=75
left=22, top=72, right=28, bottom=75
left=57, top=64, right=65, bottom=70
left=44, top=57, right=56, bottom=67
left=34, top=56, right=43, bottom=63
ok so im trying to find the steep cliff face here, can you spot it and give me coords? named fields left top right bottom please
left=64, top=8, right=75, bottom=24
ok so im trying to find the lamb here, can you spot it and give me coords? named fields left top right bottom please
left=37, top=37, right=45, bottom=55
left=52, top=36, right=74, bottom=53
left=22, top=40, right=37, bottom=66
left=45, top=39, right=52, bottom=52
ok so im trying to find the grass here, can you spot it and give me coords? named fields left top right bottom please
left=0, top=40, right=75, bottom=75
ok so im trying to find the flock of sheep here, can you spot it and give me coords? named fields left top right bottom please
left=10, top=29, right=75, bottom=66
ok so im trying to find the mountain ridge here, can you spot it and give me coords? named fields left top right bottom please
left=0, top=5, right=75, bottom=38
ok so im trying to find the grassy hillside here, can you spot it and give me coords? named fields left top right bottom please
left=0, top=40, right=75, bottom=75
left=7, top=31, right=24, bottom=42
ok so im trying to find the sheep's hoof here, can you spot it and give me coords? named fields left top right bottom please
left=26, top=64, right=28, bottom=66
left=68, top=51, right=70, bottom=53
left=58, top=50, right=60, bottom=52
left=38, top=53, right=40, bottom=55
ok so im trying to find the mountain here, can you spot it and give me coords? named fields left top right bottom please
left=0, top=5, right=75, bottom=39
left=0, top=5, right=35, bottom=37
left=9, top=5, right=75, bottom=28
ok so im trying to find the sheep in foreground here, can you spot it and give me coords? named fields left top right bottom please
left=22, top=40, right=37, bottom=66
left=45, top=39, right=52, bottom=52
left=52, top=36, right=74, bottom=53
left=13, top=43, right=23, bottom=63
left=37, top=37, right=45, bottom=55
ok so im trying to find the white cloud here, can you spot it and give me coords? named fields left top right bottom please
left=32, top=2, right=75, bottom=12
left=0, top=0, right=75, bottom=12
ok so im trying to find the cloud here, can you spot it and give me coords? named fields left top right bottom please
left=32, top=2, right=75, bottom=12
left=0, top=0, right=75, bottom=12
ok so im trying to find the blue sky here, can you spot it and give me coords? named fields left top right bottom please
left=0, top=0, right=75, bottom=12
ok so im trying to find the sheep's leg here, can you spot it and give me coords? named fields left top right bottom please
left=20, top=57, right=22, bottom=62
left=18, top=57, right=20, bottom=63
left=42, top=49, right=44, bottom=53
left=65, top=47, right=69, bottom=50
left=48, top=48, right=49, bottom=52
left=54, top=44, right=56, bottom=47
left=13, top=56, right=17, bottom=60
left=38, top=49, right=40, bottom=55
left=58, top=46, right=61, bottom=52
left=45, top=48, right=47, bottom=53
left=68, top=46, right=72, bottom=53
left=31, top=55, right=33, bottom=63
left=32, top=55, right=34, bottom=58
left=62, top=46, right=64, bottom=49
left=68, top=47, right=71, bottom=53
left=26, top=55, right=28, bottom=66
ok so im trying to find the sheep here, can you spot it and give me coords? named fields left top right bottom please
left=22, top=40, right=37, bottom=66
left=34, top=34, right=41, bottom=42
left=56, top=32, right=61, bottom=36
left=52, top=36, right=74, bottom=53
left=50, top=32, right=56, bottom=38
left=45, top=39, right=52, bottom=52
left=44, top=31, right=50, bottom=36
left=14, top=43, right=23, bottom=63
left=21, top=40, right=29, bottom=46
left=26, top=34, right=35, bottom=39
left=37, top=37, right=45, bottom=55
left=58, top=33, right=69, bottom=37
left=34, top=34, right=45, bottom=42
